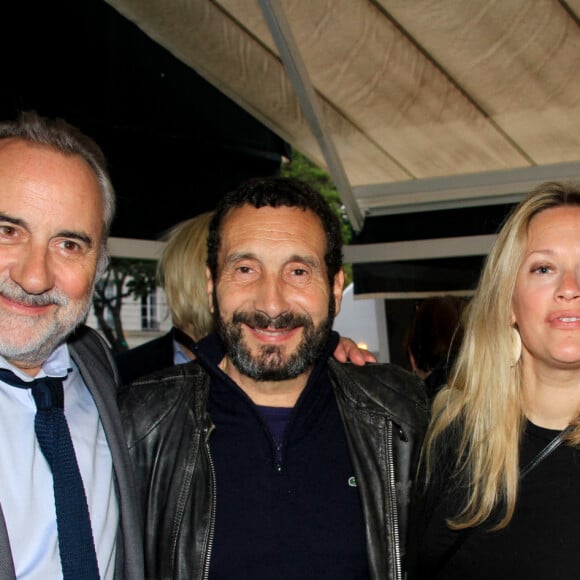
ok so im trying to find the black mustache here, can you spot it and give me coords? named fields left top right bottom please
left=232, top=311, right=310, bottom=330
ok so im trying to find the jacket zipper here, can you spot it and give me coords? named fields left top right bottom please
left=202, top=425, right=217, bottom=580
left=386, top=420, right=402, bottom=580
left=274, top=441, right=284, bottom=473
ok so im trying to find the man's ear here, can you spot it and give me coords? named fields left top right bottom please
left=332, top=268, right=345, bottom=317
left=206, top=266, right=215, bottom=313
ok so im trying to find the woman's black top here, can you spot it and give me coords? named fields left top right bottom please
left=412, top=421, right=580, bottom=579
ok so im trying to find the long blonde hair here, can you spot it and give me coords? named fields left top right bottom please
left=424, top=181, right=580, bottom=530
left=158, top=211, right=214, bottom=340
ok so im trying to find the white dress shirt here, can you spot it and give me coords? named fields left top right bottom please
left=0, top=343, right=118, bottom=579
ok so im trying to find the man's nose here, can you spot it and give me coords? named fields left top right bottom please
left=9, top=244, right=55, bottom=295
left=254, top=275, right=290, bottom=318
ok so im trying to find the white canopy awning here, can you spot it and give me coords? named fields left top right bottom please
left=105, top=0, right=580, bottom=292
left=106, top=0, right=580, bottom=222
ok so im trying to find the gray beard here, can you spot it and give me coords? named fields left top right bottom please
left=0, top=276, right=93, bottom=367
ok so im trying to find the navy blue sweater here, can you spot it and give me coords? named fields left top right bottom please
left=194, top=333, right=370, bottom=579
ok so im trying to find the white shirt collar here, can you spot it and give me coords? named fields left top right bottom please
left=0, top=342, right=71, bottom=381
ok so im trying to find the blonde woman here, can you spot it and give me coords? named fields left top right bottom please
left=115, top=212, right=215, bottom=384
left=412, top=182, right=580, bottom=579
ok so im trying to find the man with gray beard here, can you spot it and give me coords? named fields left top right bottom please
left=121, top=177, right=428, bottom=580
left=0, top=112, right=143, bottom=579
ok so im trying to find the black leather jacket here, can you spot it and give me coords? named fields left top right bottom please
left=120, top=358, right=427, bottom=580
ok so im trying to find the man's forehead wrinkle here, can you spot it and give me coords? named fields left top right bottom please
left=226, top=223, right=299, bottom=242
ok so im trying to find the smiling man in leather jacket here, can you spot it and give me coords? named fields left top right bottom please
left=120, top=177, right=428, bottom=580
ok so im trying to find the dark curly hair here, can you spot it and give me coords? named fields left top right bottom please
left=207, top=177, right=344, bottom=286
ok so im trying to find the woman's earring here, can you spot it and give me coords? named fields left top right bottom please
left=510, top=327, right=522, bottom=367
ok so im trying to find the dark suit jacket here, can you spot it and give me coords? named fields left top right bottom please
left=115, top=331, right=175, bottom=386
left=0, top=326, right=144, bottom=580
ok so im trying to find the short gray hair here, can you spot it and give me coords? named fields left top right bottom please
left=0, top=111, right=115, bottom=277
left=0, top=111, right=115, bottom=237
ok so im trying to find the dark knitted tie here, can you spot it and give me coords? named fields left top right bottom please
left=0, top=368, right=100, bottom=579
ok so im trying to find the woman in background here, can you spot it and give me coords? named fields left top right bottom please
left=406, top=295, right=467, bottom=401
left=412, top=182, right=580, bottom=579
left=115, top=212, right=215, bottom=384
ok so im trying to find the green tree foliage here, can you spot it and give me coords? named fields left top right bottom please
left=280, top=148, right=353, bottom=285
left=92, top=258, right=158, bottom=353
